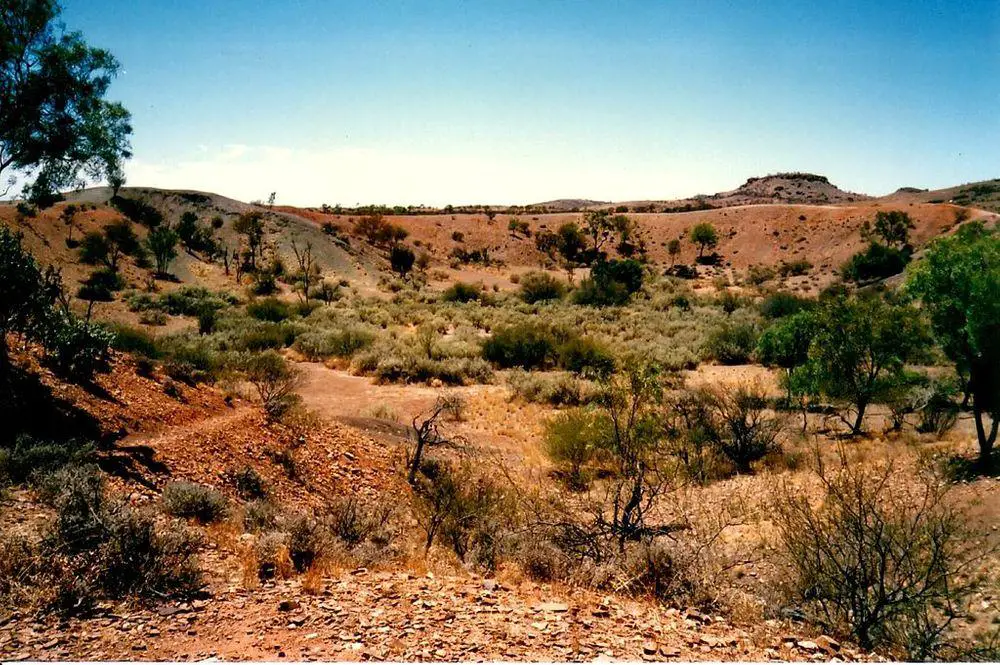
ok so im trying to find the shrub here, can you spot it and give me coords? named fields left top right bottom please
left=759, top=291, right=815, bottom=319
left=842, top=242, right=911, bottom=282
left=778, top=259, right=812, bottom=277
left=243, top=499, right=280, bottom=533
left=573, top=259, right=644, bottom=307
left=162, top=482, right=229, bottom=523
left=105, top=322, right=161, bottom=358
left=482, top=324, right=558, bottom=369
left=775, top=458, right=988, bottom=659
left=544, top=408, right=611, bottom=489
left=558, top=336, right=616, bottom=379
left=0, top=435, right=93, bottom=487
left=518, top=271, right=565, bottom=303
left=441, top=281, right=480, bottom=303
left=412, top=459, right=514, bottom=571
left=283, top=513, right=331, bottom=572
left=325, top=497, right=394, bottom=547
left=21, top=467, right=202, bottom=613
left=293, top=327, right=375, bottom=360
left=229, top=466, right=268, bottom=500
left=746, top=264, right=776, bottom=286
left=703, top=321, right=759, bottom=364
left=506, top=370, right=596, bottom=406
left=41, top=313, right=115, bottom=380
left=694, top=383, right=784, bottom=474
left=241, top=351, right=302, bottom=420
left=247, top=297, right=292, bottom=322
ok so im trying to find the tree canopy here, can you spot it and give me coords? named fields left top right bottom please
left=689, top=222, right=718, bottom=257
left=906, top=221, right=1000, bottom=462
left=1, top=0, right=132, bottom=205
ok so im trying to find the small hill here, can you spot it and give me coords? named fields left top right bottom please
left=710, top=172, right=871, bottom=206
left=528, top=198, right=610, bottom=211
left=880, top=178, right=1000, bottom=214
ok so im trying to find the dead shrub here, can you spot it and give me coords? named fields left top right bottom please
left=412, top=458, right=516, bottom=572
left=324, top=496, right=395, bottom=547
left=774, top=454, right=990, bottom=659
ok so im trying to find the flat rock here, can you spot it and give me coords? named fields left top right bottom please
left=537, top=602, right=569, bottom=613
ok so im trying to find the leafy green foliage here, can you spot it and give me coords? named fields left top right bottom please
left=247, top=297, right=292, bottom=322
left=842, top=242, right=912, bottom=282
left=794, top=294, right=930, bottom=434
left=704, top=321, right=759, bottom=365
left=863, top=210, right=915, bottom=249
left=0, top=0, right=132, bottom=205
left=518, top=271, right=565, bottom=303
left=441, top=281, right=481, bottom=303
left=558, top=336, right=616, bottom=379
left=146, top=224, right=179, bottom=275
left=906, top=221, right=1000, bottom=461
left=482, top=324, right=558, bottom=369
left=0, top=226, right=111, bottom=380
left=161, top=482, right=229, bottom=523
left=689, top=223, right=719, bottom=257
left=544, top=408, right=612, bottom=489
left=573, top=259, right=644, bottom=307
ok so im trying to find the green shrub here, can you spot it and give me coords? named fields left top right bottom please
left=441, top=281, right=481, bottom=303
left=18, top=466, right=202, bottom=613
left=0, top=435, right=93, bottom=487
left=704, top=321, right=759, bottom=364
left=105, top=322, right=161, bottom=358
left=759, top=291, right=815, bottom=319
left=544, top=408, right=611, bottom=489
left=325, top=497, right=395, bottom=547
left=231, top=321, right=301, bottom=351
left=247, top=297, right=292, bottom=322
left=161, top=482, right=229, bottom=523
left=841, top=242, right=911, bottom=282
left=558, top=336, right=615, bottom=379
left=283, top=513, right=331, bottom=572
left=573, top=259, right=644, bottom=307
left=775, top=459, right=987, bottom=659
left=518, top=272, right=565, bottom=303
left=293, top=327, right=375, bottom=360
left=127, top=287, right=237, bottom=317
left=41, top=313, right=114, bottom=380
left=778, top=259, right=812, bottom=277
left=506, top=370, right=596, bottom=406
left=482, top=324, right=558, bottom=369
left=746, top=264, right=777, bottom=285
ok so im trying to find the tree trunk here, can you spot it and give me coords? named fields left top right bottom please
left=973, top=404, right=998, bottom=465
left=407, top=438, right=426, bottom=485
left=851, top=401, right=868, bottom=436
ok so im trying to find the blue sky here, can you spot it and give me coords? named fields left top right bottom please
left=63, top=0, right=999, bottom=206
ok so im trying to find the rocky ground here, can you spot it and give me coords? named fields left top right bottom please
left=0, top=568, right=866, bottom=662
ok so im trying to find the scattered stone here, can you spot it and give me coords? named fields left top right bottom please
left=537, top=602, right=569, bottom=613
left=797, top=640, right=820, bottom=652
left=816, top=635, right=841, bottom=653
left=642, top=640, right=658, bottom=655
left=278, top=600, right=300, bottom=612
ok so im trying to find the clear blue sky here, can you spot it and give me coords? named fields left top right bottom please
left=63, top=0, right=1000, bottom=206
